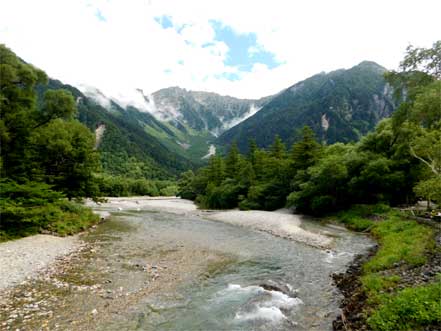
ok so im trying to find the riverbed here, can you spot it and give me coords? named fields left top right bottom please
left=0, top=198, right=373, bottom=330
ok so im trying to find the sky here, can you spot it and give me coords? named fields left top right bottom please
left=0, top=0, right=440, bottom=99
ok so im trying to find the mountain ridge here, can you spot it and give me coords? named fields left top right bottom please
left=217, top=61, right=395, bottom=151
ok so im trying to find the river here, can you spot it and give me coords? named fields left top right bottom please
left=0, top=198, right=373, bottom=331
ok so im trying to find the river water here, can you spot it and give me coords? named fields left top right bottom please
left=1, top=200, right=373, bottom=330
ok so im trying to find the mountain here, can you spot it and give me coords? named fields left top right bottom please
left=37, top=61, right=395, bottom=177
left=152, top=87, right=271, bottom=137
left=217, top=61, right=396, bottom=151
left=102, top=86, right=271, bottom=137
left=36, top=80, right=195, bottom=179
left=83, top=86, right=272, bottom=159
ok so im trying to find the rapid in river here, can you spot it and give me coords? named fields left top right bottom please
left=0, top=198, right=373, bottom=331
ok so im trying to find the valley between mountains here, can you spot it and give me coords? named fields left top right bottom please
left=1, top=41, right=440, bottom=331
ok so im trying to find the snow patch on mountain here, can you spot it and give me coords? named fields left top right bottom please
left=211, top=103, right=262, bottom=136
left=225, top=103, right=261, bottom=129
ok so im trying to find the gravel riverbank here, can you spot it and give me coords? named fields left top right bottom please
left=0, top=235, right=82, bottom=291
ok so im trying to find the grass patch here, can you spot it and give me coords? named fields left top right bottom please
left=362, top=274, right=401, bottom=300
left=364, top=213, right=434, bottom=272
left=367, top=279, right=441, bottom=331
left=334, top=204, right=438, bottom=331
left=335, top=204, right=434, bottom=272
left=335, top=203, right=389, bottom=231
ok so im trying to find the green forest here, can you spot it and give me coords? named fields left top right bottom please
left=0, top=45, right=177, bottom=240
left=178, top=42, right=441, bottom=215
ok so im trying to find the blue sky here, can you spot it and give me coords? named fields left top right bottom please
left=2, top=0, right=439, bottom=99
left=209, top=20, right=280, bottom=72
left=155, top=15, right=281, bottom=81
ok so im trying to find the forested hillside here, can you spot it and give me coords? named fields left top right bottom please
left=36, top=80, right=195, bottom=179
left=218, top=61, right=396, bottom=151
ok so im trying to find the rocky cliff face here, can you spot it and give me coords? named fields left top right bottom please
left=151, top=87, right=271, bottom=136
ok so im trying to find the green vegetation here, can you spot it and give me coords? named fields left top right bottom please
left=365, top=215, right=434, bottom=272
left=38, top=79, right=195, bottom=180
left=98, top=175, right=178, bottom=197
left=177, top=42, right=441, bottom=331
left=178, top=41, right=441, bottom=216
left=0, top=180, right=98, bottom=242
left=367, top=280, right=441, bottom=331
left=218, top=61, right=396, bottom=150
left=0, top=44, right=101, bottom=240
left=333, top=205, right=439, bottom=331
left=0, top=45, right=186, bottom=241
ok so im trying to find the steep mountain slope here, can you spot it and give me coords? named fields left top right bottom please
left=83, top=86, right=272, bottom=159
left=84, top=86, right=268, bottom=137
left=152, top=87, right=271, bottom=136
left=36, top=80, right=195, bottom=179
left=218, top=61, right=395, bottom=151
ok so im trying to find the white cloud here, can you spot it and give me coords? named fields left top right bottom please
left=0, top=0, right=440, bottom=99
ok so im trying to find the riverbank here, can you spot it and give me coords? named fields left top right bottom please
left=1, top=197, right=373, bottom=330
left=87, top=197, right=335, bottom=249
left=0, top=234, right=83, bottom=291
left=330, top=205, right=441, bottom=331
left=206, top=209, right=332, bottom=248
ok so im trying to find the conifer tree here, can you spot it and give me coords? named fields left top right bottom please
left=225, top=141, right=240, bottom=178
left=270, top=135, right=286, bottom=159
left=290, top=126, right=321, bottom=171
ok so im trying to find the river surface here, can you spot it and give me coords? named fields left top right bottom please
left=1, top=199, right=373, bottom=331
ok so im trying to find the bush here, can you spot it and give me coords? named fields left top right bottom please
left=334, top=204, right=390, bottom=231
left=159, top=185, right=178, bottom=196
left=0, top=180, right=98, bottom=241
left=98, top=175, right=165, bottom=197
left=203, top=180, right=245, bottom=209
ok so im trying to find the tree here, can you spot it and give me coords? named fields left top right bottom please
left=248, top=138, right=258, bottom=165
left=290, top=126, right=321, bottom=178
left=0, top=44, right=101, bottom=199
left=409, top=128, right=441, bottom=177
left=207, top=155, right=225, bottom=185
left=177, top=170, right=196, bottom=200
left=0, top=44, right=47, bottom=178
left=414, top=177, right=441, bottom=208
left=225, top=141, right=240, bottom=178
left=30, top=119, right=100, bottom=199
left=385, top=41, right=441, bottom=206
left=270, top=135, right=286, bottom=159
left=34, top=89, right=76, bottom=128
left=400, top=41, right=441, bottom=79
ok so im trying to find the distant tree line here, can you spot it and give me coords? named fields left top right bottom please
left=178, top=41, right=441, bottom=214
